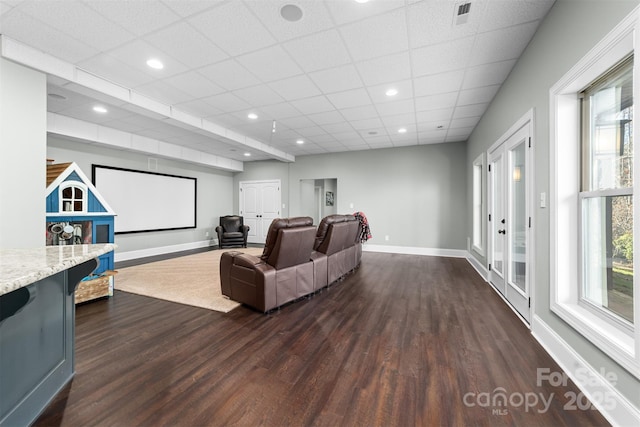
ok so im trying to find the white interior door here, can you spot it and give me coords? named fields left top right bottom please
left=239, top=180, right=281, bottom=244
left=488, top=123, right=532, bottom=323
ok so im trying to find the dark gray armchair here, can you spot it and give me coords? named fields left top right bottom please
left=215, top=215, right=250, bottom=249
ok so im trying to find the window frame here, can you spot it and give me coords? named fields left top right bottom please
left=472, top=153, right=486, bottom=256
left=550, top=10, right=640, bottom=379
left=59, top=181, right=87, bottom=214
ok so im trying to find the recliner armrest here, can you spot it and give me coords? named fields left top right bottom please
left=232, top=253, right=264, bottom=269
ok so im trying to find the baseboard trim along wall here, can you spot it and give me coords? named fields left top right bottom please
left=465, top=251, right=489, bottom=281
left=362, top=244, right=467, bottom=258
left=115, top=239, right=215, bottom=262
left=532, top=315, right=640, bottom=427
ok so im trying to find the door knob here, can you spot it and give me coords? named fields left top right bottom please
left=498, top=229, right=506, bottom=234
left=501, top=219, right=506, bottom=224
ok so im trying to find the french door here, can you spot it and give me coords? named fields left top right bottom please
left=488, top=122, right=532, bottom=323
left=239, top=180, right=281, bottom=244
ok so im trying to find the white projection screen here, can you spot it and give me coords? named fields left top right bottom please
left=92, top=165, right=197, bottom=234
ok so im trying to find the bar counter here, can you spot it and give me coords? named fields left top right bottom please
left=0, top=243, right=116, bottom=426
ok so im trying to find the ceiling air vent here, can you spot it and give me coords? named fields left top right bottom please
left=454, top=2, right=472, bottom=25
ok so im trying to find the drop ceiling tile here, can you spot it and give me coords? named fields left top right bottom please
left=310, top=110, right=347, bottom=126
left=278, top=116, right=317, bottom=129
left=259, top=102, right=302, bottom=120
left=417, top=120, right=450, bottom=133
left=340, top=104, right=379, bottom=121
left=350, top=117, right=384, bottom=131
left=78, top=54, right=156, bottom=87
left=418, top=129, right=448, bottom=139
left=236, top=45, right=303, bottom=82
left=309, top=134, right=338, bottom=144
left=143, top=22, right=229, bottom=69
left=453, top=103, right=489, bottom=119
left=407, top=0, right=485, bottom=48
left=462, top=59, right=517, bottom=90
left=356, top=51, right=412, bottom=86
left=247, top=0, right=335, bottom=42
left=1, top=9, right=98, bottom=63
left=469, top=21, right=539, bottom=66
left=364, top=135, right=392, bottom=145
left=339, top=8, right=408, bottom=62
left=202, top=92, right=251, bottom=113
left=479, top=0, right=555, bottom=32
left=321, top=122, right=355, bottom=135
left=198, top=59, right=261, bottom=91
left=450, top=116, right=480, bottom=129
left=160, top=0, right=220, bottom=18
left=416, top=108, right=454, bottom=124
left=290, top=96, right=336, bottom=115
left=269, top=75, right=322, bottom=101
left=381, top=113, right=416, bottom=128
left=86, top=0, right=180, bottom=36
left=414, top=92, right=459, bottom=112
left=418, top=134, right=447, bottom=145
left=162, top=72, right=225, bottom=99
left=295, top=126, right=328, bottom=137
left=414, top=70, right=465, bottom=96
left=326, top=88, right=371, bottom=109
left=458, top=85, right=500, bottom=105
left=309, top=64, right=364, bottom=94
left=105, top=39, right=189, bottom=78
left=15, top=1, right=136, bottom=51
left=187, top=2, right=276, bottom=56
left=282, top=29, right=352, bottom=73
left=233, top=84, right=286, bottom=107
left=326, top=0, right=405, bottom=25
left=367, top=80, right=413, bottom=103
left=411, top=37, right=474, bottom=77
left=375, top=99, right=415, bottom=117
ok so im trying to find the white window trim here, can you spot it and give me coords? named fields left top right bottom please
left=550, top=7, right=640, bottom=379
left=59, top=181, right=87, bottom=214
left=472, top=152, right=486, bottom=256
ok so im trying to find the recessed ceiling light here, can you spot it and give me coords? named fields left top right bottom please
left=244, top=152, right=251, bottom=157
left=354, top=0, right=370, bottom=3
left=93, top=105, right=108, bottom=113
left=296, top=139, right=304, bottom=144
left=385, top=88, right=398, bottom=97
left=146, top=58, right=164, bottom=70
left=437, top=125, right=444, bottom=129
left=398, top=128, right=407, bottom=134
left=248, top=113, right=258, bottom=119
left=280, top=4, right=303, bottom=22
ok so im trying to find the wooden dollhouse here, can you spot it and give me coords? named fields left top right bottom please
left=46, top=161, right=116, bottom=302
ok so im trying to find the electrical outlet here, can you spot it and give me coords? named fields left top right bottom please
left=205, top=231, right=209, bottom=237
left=385, top=235, right=389, bottom=241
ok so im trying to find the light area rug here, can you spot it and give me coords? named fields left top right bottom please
left=115, top=247, right=264, bottom=313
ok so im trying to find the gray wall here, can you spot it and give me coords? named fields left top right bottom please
left=466, top=0, right=639, bottom=408
left=47, top=135, right=234, bottom=255
left=235, top=142, right=468, bottom=250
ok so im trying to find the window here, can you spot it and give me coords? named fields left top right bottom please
left=550, top=10, right=639, bottom=378
left=472, top=154, right=485, bottom=255
left=580, top=56, right=634, bottom=326
left=60, top=182, right=86, bottom=213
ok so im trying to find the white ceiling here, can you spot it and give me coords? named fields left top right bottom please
left=0, top=0, right=555, bottom=165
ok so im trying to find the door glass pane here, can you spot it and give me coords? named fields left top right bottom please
left=582, top=195, right=634, bottom=323
left=493, top=157, right=503, bottom=275
left=510, top=143, right=526, bottom=292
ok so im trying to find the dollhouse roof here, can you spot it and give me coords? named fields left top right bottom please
left=46, top=162, right=115, bottom=215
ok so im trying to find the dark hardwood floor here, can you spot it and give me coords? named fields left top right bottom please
left=34, top=253, right=609, bottom=427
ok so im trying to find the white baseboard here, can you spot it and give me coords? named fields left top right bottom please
left=115, top=240, right=215, bottom=262
left=362, top=244, right=467, bottom=258
left=531, top=315, right=640, bottom=427
left=465, top=251, right=489, bottom=281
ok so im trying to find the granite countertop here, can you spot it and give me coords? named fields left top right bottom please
left=0, top=243, right=116, bottom=297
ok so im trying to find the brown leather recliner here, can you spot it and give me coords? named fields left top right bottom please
left=220, top=217, right=316, bottom=312
left=311, top=214, right=362, bottom=290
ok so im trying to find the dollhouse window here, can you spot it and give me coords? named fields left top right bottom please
left=60, top=182, right=87, bottom=213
